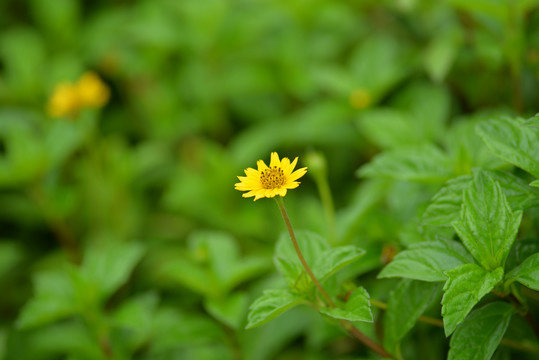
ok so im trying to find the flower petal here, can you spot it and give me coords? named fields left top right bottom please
left=242, top=190, right=257, bottom=198
left=235, top=182, right=259, bottom=191
left=280, top=157, right=291, bottom=171
left=254, top=191, right=266, bottom=201
left=244, top=167, right=260, bottom=178
left=284, top=181, right=300, bottom=189
left=257, top=160, right=268, bottom=172
left=283, top=157, right=298, bottom=175
left=288, top=167, right=307, bottom=182
left=270, top=152, right=280, bottom=168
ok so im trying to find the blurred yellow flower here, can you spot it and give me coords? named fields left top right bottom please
left=349, top=88, right=372, bottom=110
left=235, top=152, right=307, bottom=201
left=76, top=71, right=110, bottom=108
left=47, top=71, right=110, bottom=118
left=46, top=83, right=80, bottom=118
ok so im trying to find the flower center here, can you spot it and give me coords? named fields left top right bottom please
left=260, top=166, right=285, bottom=189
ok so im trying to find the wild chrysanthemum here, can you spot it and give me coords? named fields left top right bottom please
left=47, top=71, right=110, bottom=118
left=235, top=152, right=307, bottom=201
left=47, top=83, right=80, bottom=118
left=76, top=71, right=110, bottom=108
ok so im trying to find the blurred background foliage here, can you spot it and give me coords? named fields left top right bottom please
left=0, top=0, right=539, bottom=359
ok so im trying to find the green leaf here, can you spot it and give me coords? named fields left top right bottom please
left=14, top=320, right=103, bottom=359
left=384, top=280, right=443, bottom=353
left=357, top=145, right=453, bottom=182
left=445, top=116, right=508, bottom=172
left=29, top=0, right=79, bottom=42
left=505, top=238, right=539, bottom=273
left=422, top=175, right=472, bottom=227
left=505, top=253, right=539, bottom=291
left=337, top=179, right=390, bottom=243
left=452, top=170, right=523, bottom=270
left=448, top=0, right=511, bottom=22
left=378, top=240, right=473, bottom=282
left=356, top=81, right=452, bottom=148
left=189, top=231, right=270, bottom=293
left=112, top=292, right=158, bottom=331
left=226, top=257, right=270, bottom=292
left=0, top=120, right=47, bottom=185
left=152, top=307, right=223, bottom=350
left=204, top=292, right=249, bottom=330
left=392, top=82, right=451, bottom=142
left=319, top=287, right=373, bottom=323
left=348, top=34, right=411, bottom=100
left=274, top=231, right=329, bottom=289
left=189, top=231, right=242, bottom=287
left=522, top=113, right=539, bottom=128
left=17, top=270, right=78, bottom=329
left=111, top=292, right=159, bottom=351
left=313, top=246, right=366, bottom=282
left=357, top=109, right=422, bottom=149
left=162, top=232, right=270, bottom=297
left=0, top=29, right=46, bottom=98
left=0, top=241, right=22, bottom=278
left=441, top=263, right=504, bottom=336
left=230, top=102, right=356, bottom=164
left=81, top=242, right=145, bottom=300
left=160, top=255, right=219, bottom=297
left=246, top=289, right=305, bottom=329
left=448, top=302, right=513, bottom=360
left=476, top=117, right=539, bottom=178
left=44, top=120, right=86, bottom=169
left=423, top=170, right=539, bottom=228
left=424, top=29, right=460, bottom=83
left=487, top=170, right=539, bottom=210
left=242, top=304, right=313, bottom=360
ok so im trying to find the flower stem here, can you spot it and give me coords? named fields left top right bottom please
left=306, top=151, right=337, bottom=244
left=274, top=197, right=392, bottom=358
left=314, top=170, right=337, bottom=245
left=275, top=197, right=335, bottom=308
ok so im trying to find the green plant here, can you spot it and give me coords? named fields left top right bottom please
left=243, top=116, right=539, bottom=359
left=2, top=0, right=539, bottom=359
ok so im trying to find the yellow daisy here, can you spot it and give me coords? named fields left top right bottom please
left=235, top=152, right=307, bottom=201
left=46, top=72, right=110, bottom=118
left=47, top=82, right=80, bottom=118
left=76, top=71, right=110, bottom=108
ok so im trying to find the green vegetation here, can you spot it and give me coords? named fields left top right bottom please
left=1, top=0, right=539, bottom=359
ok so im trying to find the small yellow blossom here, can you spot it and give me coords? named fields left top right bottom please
left=47, top=71, right=110, bottom=118
left=76, top=71, right=110, bottom=108
left=349, top=88, right=372, bottom=110
left=47, top=83, right=80, bottom=118
left=235, top=152, right=307, bottom=201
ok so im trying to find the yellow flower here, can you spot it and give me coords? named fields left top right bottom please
left=47, top=82, right=80, bottom=118
left=235, top=152, right=307, bottom=201
left=76, top=71, right=110, bottom=108
left=47, top=71, right=110, bottom=118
